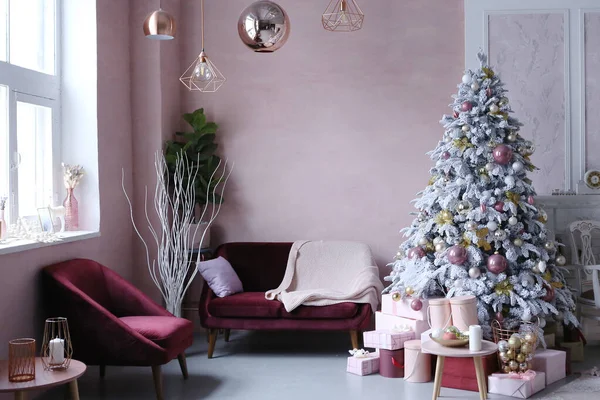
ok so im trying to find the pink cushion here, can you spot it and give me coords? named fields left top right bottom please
left=119, top=316, right=193, bottom=351
left=197, top=256, right=244, bottom=297
left=281, top=303, right=359, bottom=319
left=208, top=292, right=282, bottom=318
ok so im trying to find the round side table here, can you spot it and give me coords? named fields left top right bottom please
left=421, top=340, right=498, bottom=400
left=0, top=358, right=86, bottom=400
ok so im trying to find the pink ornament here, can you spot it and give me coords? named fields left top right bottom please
left=487, top=253, right=508, bottom=274
left=447, top=245, right=468, bottom=265
left=408, top=247, right=426, bottom=260
left=486, top=88, right=492, bottom=97
left=411, top=298, right=423, bottom=311
left=495, top=312, right=504, bottom=322
left=527, top=196, right=535, bottom=205
left=453, top=111, right=459, bottom=118
left=481, top=204, right=487, bottom=212
left=441, top=151, right=451, bottom=160
left=492, top=145, right=513, bottom=165
left=461, top=101, right=473, bottom=112
left=542, top=284, right=555, bottom=302
left=494, top=201, right=505, bottom=212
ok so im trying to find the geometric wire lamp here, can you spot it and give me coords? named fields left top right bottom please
left=143, top=0, right=176, bottom=40
left=180, top=0, right=226, bottom=92
left=322, top=0, right=364, bottom=32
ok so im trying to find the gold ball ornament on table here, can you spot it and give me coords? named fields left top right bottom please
left=508, top=335, right=522, bottom=349
left=519, top=362, right=528, bottom=372
left=520, top=342, right=532, bottom=355
left=516, top=353, right=526, bottom=363
left=506, top=348, right=515, bottom=359
left=238, top=1, right=290, bottom=52
left=503, top=365, right=512, bottom=373
left=499, top=351, right=509, bottom=363
left=523, top=332, right=537, bottom=345
left=509, top=360, right=519, bottom=371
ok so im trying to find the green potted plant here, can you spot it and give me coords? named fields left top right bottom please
left=164, top=108, right=222, bottom=248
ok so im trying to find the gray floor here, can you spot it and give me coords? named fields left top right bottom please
left=36, top=331, right=599, bottom=400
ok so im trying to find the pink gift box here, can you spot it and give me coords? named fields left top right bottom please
left=346, top=354, right=380, bottom=376
left=375, top=311, right=429, bottom=337
left=488, top=372, right=546, bottom=398
left=381, top=294, right=428, bottom=320
left=532, top=349, right=566, bottom=385
left=363, top=330, right=415, bottom=350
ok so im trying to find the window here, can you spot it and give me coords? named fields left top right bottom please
left=0, top=0, right=60, bottom=223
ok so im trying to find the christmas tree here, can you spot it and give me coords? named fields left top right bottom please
left=384, top=52, right=578, bottom=338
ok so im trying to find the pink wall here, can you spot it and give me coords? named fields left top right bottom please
left=0, top=0, right=133, bottom=358
left=180, top=0, right=465, bottom=271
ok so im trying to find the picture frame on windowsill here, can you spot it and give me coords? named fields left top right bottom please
left=38, top=207, right=55, bottom=233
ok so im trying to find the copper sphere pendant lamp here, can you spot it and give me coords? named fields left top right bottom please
left=180, top=0, right=226, bottom=92
left=143, top=0, right=176, bottom=40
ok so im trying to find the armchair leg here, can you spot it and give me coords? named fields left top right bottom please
left=177, top=353, right=189, bottom=379
left=151, top=365, right=164, bottom=400
left=224, top=329, right=231, bottom=342
left=350, top=330, right=360, bottom=349
left=208, top=329, right=218, bottom=359
left=99, top=365, right=106, bottom=378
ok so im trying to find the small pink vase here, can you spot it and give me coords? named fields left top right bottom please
left=63, top=188, right=79, bottom=231
left=0, top=209, right=7, bottom=240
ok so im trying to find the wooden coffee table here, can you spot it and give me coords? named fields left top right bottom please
left=421, top=339, right=498, bottom=400
left=0, top=358, right=86, bottom=399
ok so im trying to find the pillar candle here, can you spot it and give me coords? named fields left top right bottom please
left=49, top=338, right=65, bottom=364
left=469, top=325, right=482, bottom=352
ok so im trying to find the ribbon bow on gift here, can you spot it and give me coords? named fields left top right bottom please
left=348, top=349, right=370, bottom=358
left=391, top=324, right=412, bottom=333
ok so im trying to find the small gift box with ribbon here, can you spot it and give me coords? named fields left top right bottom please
left=488, top=371, right=546, bottom=399
left=381, top=294, right=428, bottom=321
left=363, top=328, right=415, bottom=351
left=346, top=349, right=380, bottom=376
left=375, top=311, right=429, bottom=337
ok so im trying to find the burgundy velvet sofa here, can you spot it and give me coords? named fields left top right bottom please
left=43, top=259, right=193, bottom=400
left=199, top=242, right=374, bottom=358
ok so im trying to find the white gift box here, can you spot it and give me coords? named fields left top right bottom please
left=363, top=330, right=415, bottom=350
left=532, top=349, right=566, bottom=385
left=488, top=372, right=545, bottom=398
left=375, top=311, right=429, bottom=337
left=346, top=354, right=380, bottom=376
left=381, top=294, right=428, bottom=320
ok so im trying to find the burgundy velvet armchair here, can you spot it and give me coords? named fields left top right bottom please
left=43, top=259, right=193, bottom=400
left=199, top=242, right=373, bottom=358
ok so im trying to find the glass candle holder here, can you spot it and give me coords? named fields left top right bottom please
left=8, top=338, right=36, bottom=382
left=41, top=317, right=73, bottom=371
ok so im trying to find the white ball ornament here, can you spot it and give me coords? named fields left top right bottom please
left=471, top=82, right=480, bottom=91
left=469, top=267, right=481, bottom=279
left=462, top=74, right=472, bottom=84
left=487, top=221, right=498, bottom=231
left=514, top=238, right=523, bottom=247
left=544, top=242, right=555, bottom=251
left=465, top=221, right=478, bottom=231
left=505, top=176, right=515, bottom=187
left=485, top=163, right=495, bottom=172
left=538, top=261, right=547, bottom=273
left=532, top=265, right=540, bottom=273
left=418, top=237, right=428, bottom=246
left=494, top=230, right=507, bottom=241
left=489, top=104, right=500, bottom=113
left=508, top=216, right=518, bottom=226
left=522, top=275, right=535, bottom=287
left=433, top=237, right=443, bottom=245
left=556, top=255, right=566, bottom=266
left=435, top=242, right=447, bottom=253
left=462, top=125, right=470, bottom=132
left=512, top=161, right=524, bottom=172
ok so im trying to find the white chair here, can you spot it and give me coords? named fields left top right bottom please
left=568, top=220, right=600, bottom=322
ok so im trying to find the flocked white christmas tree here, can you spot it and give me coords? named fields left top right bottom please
left=384, top=52, right=578, bottom=338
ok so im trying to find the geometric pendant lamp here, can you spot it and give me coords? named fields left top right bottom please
left=322, top=0, right=364, bottom=32
left=180, top=0, right=226, bottom=92
left=143, top=1, right=176, bottom=40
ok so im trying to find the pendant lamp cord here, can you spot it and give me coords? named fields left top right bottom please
left=201, top=0, right=205, bottom=51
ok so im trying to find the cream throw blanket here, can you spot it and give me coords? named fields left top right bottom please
left=265, top=240, right=384, bottom=312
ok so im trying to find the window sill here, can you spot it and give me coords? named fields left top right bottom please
left=0, top=231, right=100, bottom=256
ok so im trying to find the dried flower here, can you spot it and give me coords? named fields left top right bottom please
left=62, top=163, right=85, bottom=189
left=0, top=196, right=7, bottom=211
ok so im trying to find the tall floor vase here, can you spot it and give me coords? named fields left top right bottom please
left=63, top=188, right=79, bottom=231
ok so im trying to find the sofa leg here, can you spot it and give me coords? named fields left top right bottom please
left=151, top=365, right=164, bottom=400
left=224, top=329, right=231, bottom=342
left=208, top=329, right=218, bottom=359
left=177, top=353, right=189, bottom=379
left=350, top=330, right=360, bottom=349
left=99, top=365, right=106, bottom=378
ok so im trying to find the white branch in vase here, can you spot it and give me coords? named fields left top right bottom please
left=121, top=151, right=233, bottom=317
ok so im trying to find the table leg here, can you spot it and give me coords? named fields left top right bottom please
left=69, top=379, right=80, bottom=400
left=432, top=355, right=445, bottom=400
left=14, top=391, right=25, bottom=400
left=473, top=356, right=486, bottom=400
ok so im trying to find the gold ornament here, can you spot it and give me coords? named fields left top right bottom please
left=478, top=167, right=488, bottom=175
left=499, top=351, right=509, bottom=363
left=519, top=362, right=528, bottom=372
left=503, top=364, right=512, bottom=373
left=428, top=175, right=437, bottom=186
left=495, top=280, right=514, bottom=296
left=516, top=353, right=526, bottom=363
left=405, top=286, right=415, bottom=296
left=391, top=292, right=401, bottom=301
left=524, top=332, right=536, bottom=345
left=505, top=191, right=520, bottom=205
left=538, top=210, right=548, bottom=223
left=499, top=97, right=509, bottom=106
left=508, top=336, right=522, bottom=349
left=436, top=210, right=454, bottom=225
left=475, top=228, right=491, bottom=251
left=521, top=343, right=532, bottom=354
left=507, top=132, right=518, bottom=142
left=509, top=360, right=519, bottom=371
left=482, top=67, right=495, bottom=78
left=453, top=137, right=474, bottom=151
left=551, top=281, right=564, bottom=289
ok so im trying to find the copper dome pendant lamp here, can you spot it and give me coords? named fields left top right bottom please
left=143, top=0, right=176, bottom=40
left=322, top=0, right=364, bottom=32
left=180, top=0, right=226, bottom=92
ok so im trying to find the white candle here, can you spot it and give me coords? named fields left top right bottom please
left=469, top=325, right=482, bottom=352
left=49, top=338, right=65, bottom=364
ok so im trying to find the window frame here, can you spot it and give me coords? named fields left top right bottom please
left=0, top=0, right=61, bottom=224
